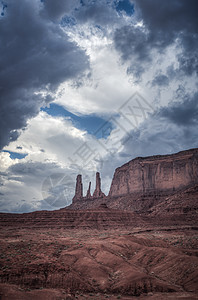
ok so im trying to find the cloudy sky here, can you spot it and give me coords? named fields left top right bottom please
left=0, top=0, right=198, bottom=213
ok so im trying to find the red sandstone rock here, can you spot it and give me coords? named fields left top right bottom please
left=109, top=148, right=198, bottom=197
left=86, top=182, right=91, bottom=198
left=72, top=172, right=106, bottom=202
left=0, top=227, right=198, bottom=299
left=0, top=207, right=143, bottom=230
left=72, top=174, right=83, bottom=202
left=69, top=148, right=198, bottom=213
left=1, top=149, right=198, bottom=299
left=93, top=172, right=105, bottom=198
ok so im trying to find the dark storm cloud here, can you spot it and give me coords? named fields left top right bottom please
left=127, top=63, right=145, bottom=83
left=0, top=0, right=89, bottom=150
left=114, top=25, right=152, bottom=80
left=114, top=25, right=150, bottom=62
left=114, top=0, right=198, bottom=78
left=160, top=92, right=198, bottom=126
left=136, top=0, right=198, bottom=76
left=178, top=47, right=198, bottom=76
left=8, top=161, right=59, bottom=177
left=41, top=0, right=80, bottom=21
left=74, top=0, right=118, bottom=26
left=0, top=161, right=76, bottom=212
left=113, top=23, right=174, bottom=80
left=151, top=74, right=169, bottom=87
left=119, top=93, right=198, bottom=160
left=135, top=0, right=198, bottom=33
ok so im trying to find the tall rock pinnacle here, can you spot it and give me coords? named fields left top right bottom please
left=72, top=172, right=106, bottom=203
left=86, top=182, right=92, bottom=198
left=93, top=172, right=105, bottom=198
left=73, top=174, right=83, bottom=202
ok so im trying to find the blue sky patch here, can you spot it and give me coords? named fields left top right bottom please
left=42, top=103, right=114, bottom=138
left=0, top=1, right=7, bottom=16
left=116, top=0, right=134, bottom=16
left=2, top=150, right=28, bottom=160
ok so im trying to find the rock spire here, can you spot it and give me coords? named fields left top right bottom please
left=72, top=172, right=106, bottom=202
left=72, top=174, right=83, bottom=202
left=93, top=172, right=105, bottom=198
left=86, top=182, right=92, bottom=198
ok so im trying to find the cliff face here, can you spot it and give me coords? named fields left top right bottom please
left=70, top=148, right=198, bottom=212
left=109, top=148, right=198, bottom=197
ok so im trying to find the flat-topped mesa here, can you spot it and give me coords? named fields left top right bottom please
left=93, top=172, right=105, bottom=198
left=72, top=174, right=83, bottom=202
left=86, top=182, right=92, bottom=199
left=108, top=148, right=198, bottom=198
left=69, top=148, right=198, bottom=211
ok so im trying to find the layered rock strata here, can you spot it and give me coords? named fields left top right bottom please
left=109, top=148, right=198, bottom=197
left=0, top=207, right=141, bottom=230
left=70, top=148, right=198, bottom=213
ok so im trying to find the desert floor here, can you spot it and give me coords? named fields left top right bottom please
left=0, top=226, right=198, bottom=299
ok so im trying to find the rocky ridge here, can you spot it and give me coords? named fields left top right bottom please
left=0, top=206, right=143, bottom=230
left=69, top=148, right=198, bottom=213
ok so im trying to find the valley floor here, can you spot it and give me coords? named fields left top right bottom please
left=0, top=226, right=198, bottom=299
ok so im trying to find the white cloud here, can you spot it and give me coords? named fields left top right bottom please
left=0, top=151, right=17, bottom=171
left=0, top=110, right=113, bottom=212
left=1, top=1, right=198, bottom=213
left=55, top=22, right=198, bottom=121
left=3, top=111, right=88, bottom=166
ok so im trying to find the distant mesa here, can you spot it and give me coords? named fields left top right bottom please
left=71, top=148, right=198, bottom=213
left=108, top=147, right=198, bottom=197
left=0, top=148, right=198, bottom=229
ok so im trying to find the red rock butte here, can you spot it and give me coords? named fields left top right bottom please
left=72, top=171, right=106, bottom=203
left=109, top=148, right=198, bottom=196
left=69, top=148, right=198, bottom=213
left=0, top=148, right=198, bottom=299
